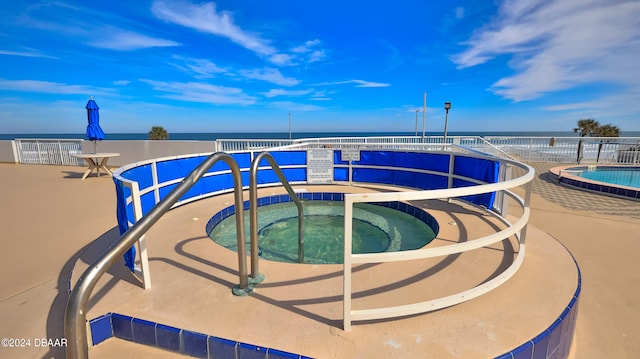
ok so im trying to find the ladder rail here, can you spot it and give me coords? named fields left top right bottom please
left=249, top=152, right=305, bottom=282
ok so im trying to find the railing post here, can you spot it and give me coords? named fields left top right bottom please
left=448, top=154, right=455, bottom=189
left=37, top=140, right=43, bottom=164
left=151, top=160, right=160, bottom=204
left=343, top=195, right=354, bottom=332
left=130, top=182, right=152, bottom=289
left=12, top=140, right=19, bottom=163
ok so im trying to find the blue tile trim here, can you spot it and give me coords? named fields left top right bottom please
left=511, top=341, right=532, bottom=359
left=88, top=312, right=311, bottom=358
left=132, top=317, right=156, bottom=346
left=156, top=323, right=181, bottom=352
left=237, top=342, right=268, bottom=359
left=267, top=347, right=301, bottom=359
left=89, top=313, right=113, bottom=346
left=206, top=192, right=440, bottom=240
left=111, top=313, right=133, bottom=341
left=494, top=246, right=582, bottom=359
left=209, top=336, right=237, bottom=358
left=494, top=352, right=512, bottom=359
left=555, top=168, right=640, bottom=201
left=182, top=329, right=208, bottom=358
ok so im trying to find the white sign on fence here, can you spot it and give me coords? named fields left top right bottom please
left=341, top=148, right=360, bottom=161
left=307, top=148, right=333, bottom=183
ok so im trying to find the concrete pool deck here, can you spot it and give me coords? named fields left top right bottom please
left=0, top=163, right=639, bottom=358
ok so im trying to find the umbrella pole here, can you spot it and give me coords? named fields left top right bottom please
left=93, top=140, right=97, bottom=154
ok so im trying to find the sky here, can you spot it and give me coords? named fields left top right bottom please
left=1, top=0, right=639, bottom=135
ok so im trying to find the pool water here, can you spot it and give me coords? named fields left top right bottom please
left=577, top=167, right=640, bottom=188
left=208, top=200, right=437, bottom=264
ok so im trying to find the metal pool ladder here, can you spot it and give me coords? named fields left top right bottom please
left=247, top=152, right=304, bottom=290
left=64, top=151, right=303, bottom=358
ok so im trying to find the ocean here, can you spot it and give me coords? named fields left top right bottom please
left=2, top=131, right=639, bottom=141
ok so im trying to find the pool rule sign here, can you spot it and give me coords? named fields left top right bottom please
left=307, top=148, right=334, bottom=183
left=341, top=147, right=360, bottom=162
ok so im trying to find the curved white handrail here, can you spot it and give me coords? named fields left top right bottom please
left=82, top=141, right=534, bottom=344
left=342, top=157, right=533, bottom=331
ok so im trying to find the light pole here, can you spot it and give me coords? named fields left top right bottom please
left=443, top=102, right=451, bottom=144
left=415, top=109, right=420, bottom=136
left=422, top=92, right=427, bottom=141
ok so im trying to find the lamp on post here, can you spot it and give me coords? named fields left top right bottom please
left=443, top=102, right=451, bottom=144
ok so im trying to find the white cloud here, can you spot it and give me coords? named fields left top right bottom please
left=239, top=68, right=300, bottom=86
left=315, top=79, right=391, bottom=88
left=20, top=3, right=180, bottom=52
left=268, top=53, right=295, bottom=66
left=0, top=49, right=56, bottom=59
left=151, top=1, right=326, bottom=66
left=152, top=1, right=279, bottom=57
left=452, top=0, right=640, bottom=101
left=263, top=89, right=313, bottom=98
left=455, top=7, right=465, bottom=19
left=269, top=101, right=324, bottom=112
left=89, top=28, right=181, bottom=50
left=171, top=56, right=228, bottom=78
left=141, top=79, right=255, bottom=105
left=543, top=86, right=640, bottom=117
left=291, top=39, right=327, bottom=63
left=0, top=79, right=107, bottom=95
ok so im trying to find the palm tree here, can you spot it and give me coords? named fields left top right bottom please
left=595, top=124, right=620, bottom=137
left=149, top=126, right=169, bottom=140
left=573, top=119, right=621, bottom=163
left=595, top=124, right=620, bottom=162
left=574, top=119, right=599, bottom=162
left=574, top=118, right=600, bottom=137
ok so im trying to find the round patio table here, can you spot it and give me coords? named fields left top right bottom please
left=72, top=153, right=120, bottom=180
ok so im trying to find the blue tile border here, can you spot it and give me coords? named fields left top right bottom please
left=205, top=192, right=440, bottom=239
left=132, top=317, right=156, bottom=346
left=156, top=323, right=181, bottom=352
left=89, top=312, right=310, bottom=358
left=555, top=167, right=640, bottom=201
left=90, top=255, right=580, bottom=359
left=91, top=248, right=580, bottom=359
left=182, top=329, right=208, bottom=358
left=88, top=314, right=113, bottom=346
left=111, top=313, right=133, bottom=341
left=95, top=190, right=580, bottom=359
left=209, top=336, right=237, bottom=358
left=493, top=246, right=582, bottom=359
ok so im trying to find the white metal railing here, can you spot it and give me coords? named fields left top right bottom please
left=7, top=136, right=640, bottom=166
left=484, top=136, right=640, bottom=164
left=342, top=158, right=534, bottom=330
left=216, top=139, right=295, bottom=152
left=217, top=136, right=640, bottom=164
left=15, top=138, right=84, bottom=165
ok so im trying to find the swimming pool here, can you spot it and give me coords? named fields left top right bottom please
left=575, top=166, right=640, bottom=188
left=206, top=193, right=439, bottom=264
left=551, top=165, right=640, bottom=200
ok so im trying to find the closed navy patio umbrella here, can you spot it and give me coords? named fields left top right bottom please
left=85, top=98, right=105, bottom=153
left=85, top=98, right=136, bottom=270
